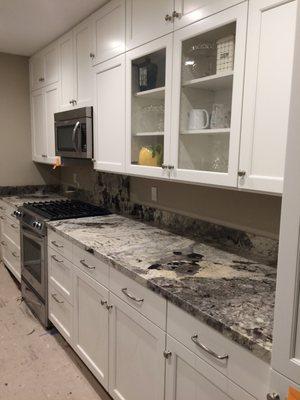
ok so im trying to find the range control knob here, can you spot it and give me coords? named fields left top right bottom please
left=32, top=221, right=38, bottom=228
left=14, top=210, right=22, bottom=218
left=37, top=222, right=42, bottom=230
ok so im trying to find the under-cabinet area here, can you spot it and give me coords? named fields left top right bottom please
left=1, top=0, right=300, bottom=399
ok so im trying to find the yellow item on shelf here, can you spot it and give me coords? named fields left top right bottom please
left=288, top=387, right=300, bottom=400
left=53, top=156, right=62, bottom=169
left=138, top=146, right=162, bottom=167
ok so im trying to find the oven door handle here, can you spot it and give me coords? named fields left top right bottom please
left=72, top=121, right=81, bottom=152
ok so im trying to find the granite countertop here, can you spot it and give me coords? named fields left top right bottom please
left=48, top=214, right=276, bottom=363
left=0, top=193, right=66, bottom=208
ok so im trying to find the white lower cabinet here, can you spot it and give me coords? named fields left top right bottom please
left=49, top=238, right=270, bottom=400
left=49, top=283, right=73, bottom=344
left=108, top=292, right=165, bottom=400
left=165, top=335, right=254, bottom=400
left=73, top=267, right=109, bottom=389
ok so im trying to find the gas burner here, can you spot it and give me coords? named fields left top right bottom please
left=21, top=200, right=111, bottom=221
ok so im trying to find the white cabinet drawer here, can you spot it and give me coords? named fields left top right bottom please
left=49, top=284, right=73, bottom=344
left=2, top=215, right=20, bottom=247
left=167, top=303, right=270, bottom=400
left=110, top=267, right=166, bottom=330
left=73, top=245, right=109, bottom=288
left=48, top=230, right=73, bottom=262
left=48, top=248, right=73, bottom=304
left=1, top=234, right=21, bottom=282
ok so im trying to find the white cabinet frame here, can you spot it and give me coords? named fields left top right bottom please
left=125, top=34, right=173, bottom=178
left=169, top=2, right=247, bottom=187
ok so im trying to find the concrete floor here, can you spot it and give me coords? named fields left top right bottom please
left=0, top=262, right=111, bottom=400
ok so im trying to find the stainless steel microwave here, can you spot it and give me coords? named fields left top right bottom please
left=54, top=107, right=93, bottom=159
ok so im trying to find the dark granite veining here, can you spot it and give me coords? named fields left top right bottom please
left=0, top=184, right=60, bottom=197
left=62, top=171, right=278, bottom=267
left=47, top=214, right=276, bottom=362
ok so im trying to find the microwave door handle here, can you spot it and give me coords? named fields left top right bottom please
left=72, top=121, right=81, bottom=151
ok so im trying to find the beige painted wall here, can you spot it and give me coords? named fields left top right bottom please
left=131, top=177, right=282, bottom=238
left=0, top=52, right=58, bottom=186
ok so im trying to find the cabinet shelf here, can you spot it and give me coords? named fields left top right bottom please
left=134, top=132, right=164, bottom=137
left=182, top=71, right=233, bottom=91
left=180, top=128, right=230, bottom=135
left=134, top=87, right=165, bottom=99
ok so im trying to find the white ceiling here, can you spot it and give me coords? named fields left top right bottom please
left=0, top=0, right=107, bottom=56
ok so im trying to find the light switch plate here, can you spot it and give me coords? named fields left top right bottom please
left=151, top=186, right=158, bottom=202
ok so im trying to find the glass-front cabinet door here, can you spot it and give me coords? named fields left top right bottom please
left=170, top=3, right=247, bottom=187
left=126, top=35, right=173, bottom=178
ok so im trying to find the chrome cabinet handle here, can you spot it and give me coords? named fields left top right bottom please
left=106, top=304, right=113, bottom=310
left=51, top=293, right=64, bottom=304
left=51, top=254, right=64, bottom=263
left=165, top=14, right=172, bottom=21
left=42, top=154, right=47, bottom=158
left=100, top=300, right=108, bottom=307
left=38, top=77, right=45, bottom=82
left=1, top=240, right=7, bottom=246
left=172, top=10, right=180, bottom=19
left=163, top=350, right=172, bottom=359
left=162, top=164, right=168, bottom=170
left=72, top=121, right=81, bottom=151
left=80, top=259, right=95, bottom=270
left=191, top=334, right=229, bottom=360
left=11, top=223, right=18, bottom=229
left=238, top=170, right=246, bottom=177
left=51, top=240, right=64, bottom=248
left=89, top=52, right=95, bottom=59
left=11, top=251, right=19, bottom=258
left=121, top=288, right=144, bottom=303
left=267, top=394, right=280, bottom=400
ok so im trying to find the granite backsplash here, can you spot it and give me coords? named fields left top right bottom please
left=62, top=171, right=279, bottom=267
left=0, top=184, right=60, bottom=197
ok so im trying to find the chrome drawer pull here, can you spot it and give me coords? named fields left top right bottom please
left=121, top=288, right=144, bottom=303
left=100, top=300, right=108, bottom=308
left=1, top=240, right=7, bottom=246
left=11, top=223, right=18, bottom=229
left=80, top=259, right=95, bottom=270
left=51, top=293, right=64, bottom=304
left=191, top=334, right=229, bottom=360
left=51, top=255, right=64, bottom=263
left=51, top=240, right=64, bottom=248
left=11, top=251, right=19, bottom=258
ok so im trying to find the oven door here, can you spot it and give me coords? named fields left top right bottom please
left=55, top=117, right=92, bottom=159
left=21, top=225, right=46, bottom=300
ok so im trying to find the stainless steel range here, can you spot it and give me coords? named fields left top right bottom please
left=15, top=200, right=111, bottom=327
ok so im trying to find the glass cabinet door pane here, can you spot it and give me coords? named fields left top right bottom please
left=178, top=22, right=236, bottom=173
left=131, top=49, right=166, bottom=168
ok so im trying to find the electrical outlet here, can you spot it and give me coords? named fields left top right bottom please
left=151, top=186, right=158, bottom=202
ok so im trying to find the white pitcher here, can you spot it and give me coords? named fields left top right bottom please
left=188, top=109, right=209, bottom=130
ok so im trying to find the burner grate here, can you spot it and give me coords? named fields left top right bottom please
left=22, top=200, right=111, bottom=221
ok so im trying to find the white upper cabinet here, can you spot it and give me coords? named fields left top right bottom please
left=169, top=3, right=247, bottom=187
left=30, top=43, right=59, bottom=90
left=271, top=0, right=300, bottom=386
left=94, top=55, right=125, bottom=173
left=31, top=89, right=46, bottom=161
left=58, top=20, right=93, bottom=112
left=31, top=83, right=59, bottom=164
left=91, top=0, right=125, bottom=65
left=125, top=0, right=174, bottom=51
left=126, top=34, right=173, bottom=178
left=44, top=83, right=59, bottom=163
left=73, top=19, right=94, bottom=109
left=173, top=0, right=244, bottom=30
left=238, top=0, right=297, bottom=194
left=58, top=31, right=75, bottom=111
